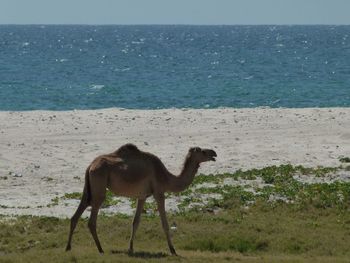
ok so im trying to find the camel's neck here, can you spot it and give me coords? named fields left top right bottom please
left=167, top=155, right=199, bottom=193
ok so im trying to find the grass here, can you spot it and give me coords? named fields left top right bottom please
left=1, top=203, right=350, bottom=262
left=2, top=164, right=350, bottom=262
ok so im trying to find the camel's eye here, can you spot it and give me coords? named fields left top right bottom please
left=190, top=147, right=201, bottom=153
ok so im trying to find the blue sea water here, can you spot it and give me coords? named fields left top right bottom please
left=0, top=25, right=349, bottom=110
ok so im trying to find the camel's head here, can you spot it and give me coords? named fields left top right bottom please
left=189, top=147, right=217, bottom=163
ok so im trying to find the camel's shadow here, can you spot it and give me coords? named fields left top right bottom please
left=111, top=249, right=168, bottom=259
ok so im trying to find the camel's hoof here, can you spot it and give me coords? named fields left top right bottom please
left=65, top=245, right=71, bottom=252
left=127, top=249, right=134, bottom=255
left=170, top=247, right=177, bottom=256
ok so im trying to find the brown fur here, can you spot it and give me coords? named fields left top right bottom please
left=66, top=143, right=217, bottom=255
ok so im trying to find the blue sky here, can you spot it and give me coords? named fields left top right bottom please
left=1, top=0, right=350, bottom=25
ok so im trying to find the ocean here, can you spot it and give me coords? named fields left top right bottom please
left=0, top=25, right=349, bottom=110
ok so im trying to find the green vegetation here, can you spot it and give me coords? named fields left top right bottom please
left=199, top=165, right=338, bottom=183
left=63, top=192, right=82, bottom=200
left=41, top=176, right=54, bottom=182
left=1, top=164, right=350, bottom=262
left=173, top=165, right=349, bottom=212
left=339, top=156, right=350, bottom=163
left=48, top=190, right=121, bottom=208
left=49, top=165, right=349, bottom=213
left=0, top=203, right=350, bottom=262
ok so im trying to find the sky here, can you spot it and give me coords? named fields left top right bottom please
left=1, top=0, right=350, bottom=25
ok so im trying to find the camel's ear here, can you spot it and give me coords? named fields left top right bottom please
left=190, top=147, right=201, bottom=153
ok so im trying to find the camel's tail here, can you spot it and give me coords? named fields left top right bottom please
left=82, top=165, right=91, bottom=206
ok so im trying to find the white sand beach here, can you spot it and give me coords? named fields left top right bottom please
left=0, top=108, right=350, bottom=217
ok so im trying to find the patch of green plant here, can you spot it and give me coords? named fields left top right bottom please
left=295, top=165, right=339, bottom=177
left=192, top=174, right=222, bottom=185
left=178, top=195, right=206, bottom=212
left=196, top=186, right=223, bottom=195
left=63, top=192, right=82, bottom=200
left=194, top=165, right=338, bottom=187
left=101, top=191, right=120, bottom=208
left=175, top=187, right=193, bottom=197
left=166, top=165, right=347, bottom=213
left=272, top=177, right=303, bottom=199
left=130, top=198, right=158, bottom=212
left=339, top=157, right=350, bottom=163
left=143, top=201, right=158, bottom=212
left=201, top=186, right=255, bottom=210
left=297, top=182, right=350, bottom=209
left=47, top=197, right=60, bottom=207
left=41, top=176, right=53, bottom=182
left=232, top=169, right=258, bottom=180
left=51, top=191, right=120, bottom=208
left=130, top=199, right=137, bottom=209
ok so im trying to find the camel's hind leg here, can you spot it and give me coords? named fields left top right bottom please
left=128, top=198, right=146, bottom=254
left=65, top=199, right=88, bottom=251
left=88, top=203, right=104, bottom=253
left=88, top=175, right=107, bottom=254
left=66, top=166, right=91, bottom=251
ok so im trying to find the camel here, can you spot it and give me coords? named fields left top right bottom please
left=65, top=143, right=217, bottom=255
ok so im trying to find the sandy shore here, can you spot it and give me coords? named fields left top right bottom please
left=0, top=107, right=350, bottom=217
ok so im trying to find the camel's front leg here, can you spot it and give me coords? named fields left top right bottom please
left=155, top=193, right=177, bottom=255
left=128, top=198, right=145, bottom=254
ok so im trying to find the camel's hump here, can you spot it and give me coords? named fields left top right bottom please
left=116, top=143, right=140, bottom=153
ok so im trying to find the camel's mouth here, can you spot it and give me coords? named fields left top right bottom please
left=194, top=148, right=217, bottom=162
left=207, top=150, right=217, bottom=161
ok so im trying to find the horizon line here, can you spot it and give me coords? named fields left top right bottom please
left=1, top=23, right=350, bottom=26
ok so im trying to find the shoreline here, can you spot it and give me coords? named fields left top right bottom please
left=1, top=105, right=349, bottom=112
left=0, top=107, right=349, bottom=217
